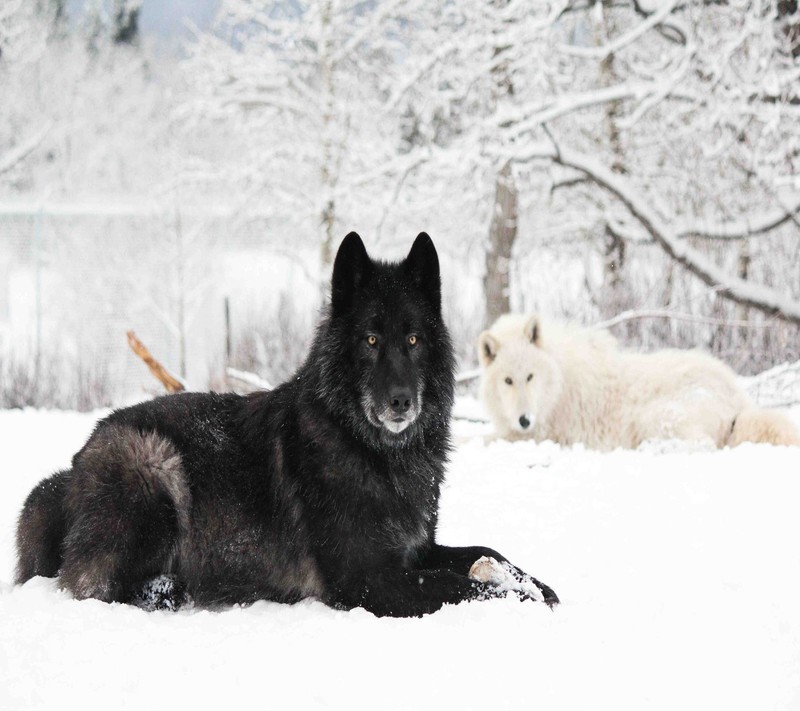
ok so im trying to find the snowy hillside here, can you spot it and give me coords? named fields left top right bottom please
left=2, top=404, right=800, bottom=710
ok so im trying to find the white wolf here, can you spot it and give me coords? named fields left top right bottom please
left=478, top=314, right=800, bottom=450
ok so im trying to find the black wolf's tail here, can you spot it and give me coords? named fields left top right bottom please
left=15, top=469, right=71, bottom=584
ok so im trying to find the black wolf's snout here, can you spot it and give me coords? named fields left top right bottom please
left=389, top=388, right=413, bottom=414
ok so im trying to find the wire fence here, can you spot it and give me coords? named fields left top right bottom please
left=0, top=203, right=319, bottom=408
left=1, top=202, right=799, bottom=410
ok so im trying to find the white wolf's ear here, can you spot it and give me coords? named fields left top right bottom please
left=523, top=314, right=541, bottom=345
left=478, top=331, right=500, bottom=367
left=331, top=232, right=372, bottom=315
left=404, top=232, right=441, bottom=310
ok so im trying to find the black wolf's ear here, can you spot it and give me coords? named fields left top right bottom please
left=331, top=232, right=372, bottom=315
left=523, top=314, right=541, bottom=345
left=478, top=331, right=499, bottom=367
left=404, top=232, right=440, bottom=310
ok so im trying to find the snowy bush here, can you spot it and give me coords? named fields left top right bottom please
left=0, top=350, right=111, bottom=412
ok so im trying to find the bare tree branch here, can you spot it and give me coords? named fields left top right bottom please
left=126, top=330, right=185, bottom=393
left=226, top=366, right=272, bottom=392
left=455, top=368, right=482, bottom=384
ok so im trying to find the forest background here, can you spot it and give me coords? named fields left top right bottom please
left=1, top=0, right=798, bottom=408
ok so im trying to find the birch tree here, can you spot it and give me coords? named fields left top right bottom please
left=182, top=0, right=436, bottom=289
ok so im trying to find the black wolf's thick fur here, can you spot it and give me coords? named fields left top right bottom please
left=16, top=233, right=557, bottom=617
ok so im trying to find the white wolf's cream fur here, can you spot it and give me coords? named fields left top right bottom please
left=478, top=314, right=800, bottom=450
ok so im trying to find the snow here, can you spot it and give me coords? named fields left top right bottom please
left=2, top=403, right=800, bottom=709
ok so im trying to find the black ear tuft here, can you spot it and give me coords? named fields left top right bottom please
left=331, top=232, right=372, bottom=315
left=404, top=232, right=441, bottom=310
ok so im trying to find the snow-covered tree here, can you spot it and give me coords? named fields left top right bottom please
left=181, top=0, right=446, bottom=287
left=401, top=0, right=800, bottom=367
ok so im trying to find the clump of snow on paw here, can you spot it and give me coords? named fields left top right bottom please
left=468, top=556, right=545, bottom=603
left=468, top=556, right=500, bottom=584
left=131, top=574, right=188, bottom=612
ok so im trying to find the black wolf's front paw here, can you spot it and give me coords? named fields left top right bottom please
left=469, top=556, right=559, bottom=608
left=130, top=574, right=189, bottom=611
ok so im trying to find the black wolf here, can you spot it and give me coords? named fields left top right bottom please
left=16, top=232, right=557, bottom=617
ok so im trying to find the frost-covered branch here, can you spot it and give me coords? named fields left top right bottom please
left=220, top=94, right=308, bottom=116
left=676, top=199, right=800, bottom=241
left=0, top=124, right=51, bottom=176
left=516, top=144, right=800, bottom=326
left=501, top=82, right=656, bottom=138
left=329, top=0, right=408, bottom=67
left=741, top=361, right=800, bottom=409
left=594, top=309, right=776, bottom=331
left=346, top=150, right=429, bottom=191
left=558, top=0, right=681, bottom=59
left=385, top=42, right=458, bottom=115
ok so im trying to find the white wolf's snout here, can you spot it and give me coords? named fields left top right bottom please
left=516, top=413, right=534, bottom=431
left=480, top=312, right=800, bottom=449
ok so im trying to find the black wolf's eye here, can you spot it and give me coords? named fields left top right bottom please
left=367, top=335, right=378, bottom=347
left=408, top=335, right=418, bottom=347
left=527, top=373, right=533, bottom=382
left=504, top=377, right=512, bottom=385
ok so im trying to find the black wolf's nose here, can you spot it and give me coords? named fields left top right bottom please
left=519, top=415, right=530, bottom=429
left=390, top=389, right=413, bottom=414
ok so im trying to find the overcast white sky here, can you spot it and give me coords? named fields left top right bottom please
left=66, top=0, right=219, bottom=41
left=138, top=0, right=218, bottom=38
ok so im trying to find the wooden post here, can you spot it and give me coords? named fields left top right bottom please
left=224, top=296, right=232, bottom=365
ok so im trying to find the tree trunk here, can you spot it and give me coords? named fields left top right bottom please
left=484, top=161, right=518, bottom=327
left=736, top=238, right=751, bottom=345
left=318, top=0, right=336, bottom=303
left=482, top=0, right=517, bottom=328
left=113, top=0, right=140, bottom=45
left=777, top=0, right=799, bottom=58
left=597, top=0, right=630, bottom=320
left=174, top=204, right=187, bottom=379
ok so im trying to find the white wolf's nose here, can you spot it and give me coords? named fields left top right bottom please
left=519, top=415, right=531, bottom=429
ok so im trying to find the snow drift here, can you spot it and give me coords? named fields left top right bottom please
left=1, top=405, right=800, bottom=710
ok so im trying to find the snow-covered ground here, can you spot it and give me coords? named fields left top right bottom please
left=2, top=403, right=800, bottom=710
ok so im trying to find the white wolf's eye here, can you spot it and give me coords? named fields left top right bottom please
left=367, top=335, right=378, bottom=347
left=527, top=373, right=533, bottom=382
left=504, top=377, right=513, bottom=385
